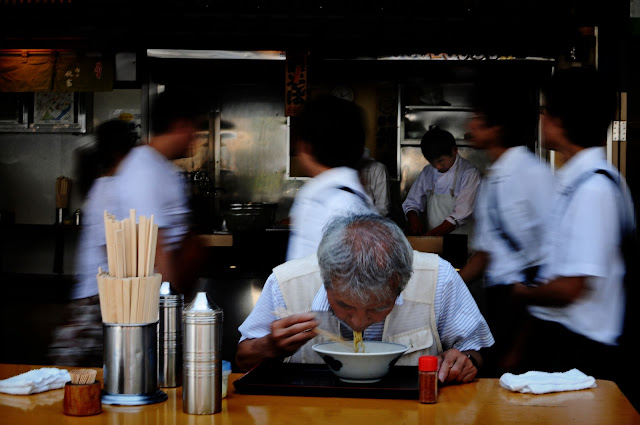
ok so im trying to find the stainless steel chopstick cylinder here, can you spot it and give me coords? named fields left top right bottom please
left=158, top=281, right=183, bottom=388
left=182, top=292, right=223, bottom=415
left=102, top=322, right=168, bottom=406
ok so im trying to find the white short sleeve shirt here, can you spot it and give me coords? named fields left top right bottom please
left=472, top=146, right=554, bottom=286
left=529, top=147, right=635, bottom=345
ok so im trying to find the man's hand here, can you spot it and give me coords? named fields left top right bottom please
left=425, top=220, right=456, bottom=236
left=406, top=211, right=424, bottom=235
left=437, top=349, right=479, bottom=383
left=269, top=313, right=319, bottom=356
left=235, top=313, right=319, bottom=372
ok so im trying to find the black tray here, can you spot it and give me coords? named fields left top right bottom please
left=233, top=363, right=419, bottom=399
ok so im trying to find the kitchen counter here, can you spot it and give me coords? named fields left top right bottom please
left=0, top=364, right=638, bottom=425
left=198, top=231, right=467, bottom=268
left=198, top=233, right=233, bottom=247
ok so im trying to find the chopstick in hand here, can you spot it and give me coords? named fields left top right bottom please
left=272, top=307, right=351, bottom=347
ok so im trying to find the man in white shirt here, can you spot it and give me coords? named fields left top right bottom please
left=112, top=89, right=207, bottom=294
left=402, top=127, right=480, bottom=238
left=511, top=68, right=635, bottom=384
left=286, top=95, right=375, bottom=261
left=459, top=78, right=554, bottom=376
left=237, top=214, right=494, bottom=384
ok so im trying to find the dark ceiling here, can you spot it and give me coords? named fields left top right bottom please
left=0, top=0, right=624, bottom=58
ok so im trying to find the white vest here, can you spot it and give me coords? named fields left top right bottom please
left=273, top=251, right=442, bottom=366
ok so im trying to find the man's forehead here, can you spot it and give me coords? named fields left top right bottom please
left=325, top=287, right=403, bottom=308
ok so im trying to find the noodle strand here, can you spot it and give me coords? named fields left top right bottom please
left=353, top=331, right=365, bottom=353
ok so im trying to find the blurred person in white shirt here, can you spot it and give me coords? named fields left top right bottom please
left=286, top=95, right=375, bottom=261
left=357, top=147, right=391, bottom=216
left=459, top=76, right=554, bottom=376
left=511, top=68, right=635, bottom=385
left=49, top=119, right=136, bottom=366
left=111, top=88, right=207, bottom=294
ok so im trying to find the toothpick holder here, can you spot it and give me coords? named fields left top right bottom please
left=63, top=381, right=102, bottom=416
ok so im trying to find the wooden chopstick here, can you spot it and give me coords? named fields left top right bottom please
left=129, top=209, right=137, bottom=277
left=145, top=215, right=156, bottom=277
left=138, top=216, right=148, bottom=278
left=315, top=328, right=351, bottom=345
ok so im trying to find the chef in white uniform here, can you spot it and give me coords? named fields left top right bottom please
left=402, top=126, right=481, bottom=238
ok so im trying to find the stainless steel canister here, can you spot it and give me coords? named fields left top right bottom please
left=182, top=292, right=223, bottom=415
left=102, top=322, right=167, bottom=406
left=158, top=281, right=183, bottom=388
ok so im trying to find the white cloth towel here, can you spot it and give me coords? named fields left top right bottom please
left=0, top=368, right=71, bottom=395
left=500, top=369, right=597, bottom=394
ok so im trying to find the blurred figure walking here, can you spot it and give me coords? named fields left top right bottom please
left=49, top=119, right=136, bottom=366
left=286, top=95, right=375, bottom=261
left=512, top=68, right=635, bottom=385
left=459, top=76, right=554, bottom=376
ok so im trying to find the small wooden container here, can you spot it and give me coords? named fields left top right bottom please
left=63, top=381, right=102, bottom=416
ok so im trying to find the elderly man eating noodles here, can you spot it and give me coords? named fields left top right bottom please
left=236, top=214, right=494, bottom=384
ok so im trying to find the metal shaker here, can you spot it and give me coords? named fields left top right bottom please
left=158, top=281, right=183, bottom=388
left=182, top=292, right=223, bottom=415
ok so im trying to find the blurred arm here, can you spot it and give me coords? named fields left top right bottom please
left=458, top=251, right=489, bottom=284
left=155, top=230, right=206, bottom=295
left=426, top=220, right=456, bottom=236
left=402, top=167, right=431, bottom=219
left=406, top=210, right=424, bottom=235
left=512, top=276, right=587, bottom=306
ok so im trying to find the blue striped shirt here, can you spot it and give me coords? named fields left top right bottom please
left=238, top=257, right=494, bottom=352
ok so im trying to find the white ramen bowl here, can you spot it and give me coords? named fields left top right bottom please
left=312, top=341, right=408, bottom=383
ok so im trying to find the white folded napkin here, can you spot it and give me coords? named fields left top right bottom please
left=500, top=369, right=596, bottom=394
left=0, top=368, right=71, bottom=395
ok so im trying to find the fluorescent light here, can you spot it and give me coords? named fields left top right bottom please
left=146, top=49, right=286, bottom=60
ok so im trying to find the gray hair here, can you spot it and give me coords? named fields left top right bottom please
left=317, top=214, right=414, bottom=305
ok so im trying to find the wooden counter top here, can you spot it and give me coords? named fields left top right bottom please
left=198, top=235, right=441, bottom=251
left=0, top=364, right=638, bottom=425
left=198, top=233, right=233, bottom=247
left=406, top=236, right=443, bottom=254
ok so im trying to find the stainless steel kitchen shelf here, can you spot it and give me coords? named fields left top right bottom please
left=402, top=138, right=470, bottom=145
left=404, top=105, right=473, bottom=111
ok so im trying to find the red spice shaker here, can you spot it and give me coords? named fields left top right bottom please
left=419, top=355, right=438, bottom=404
